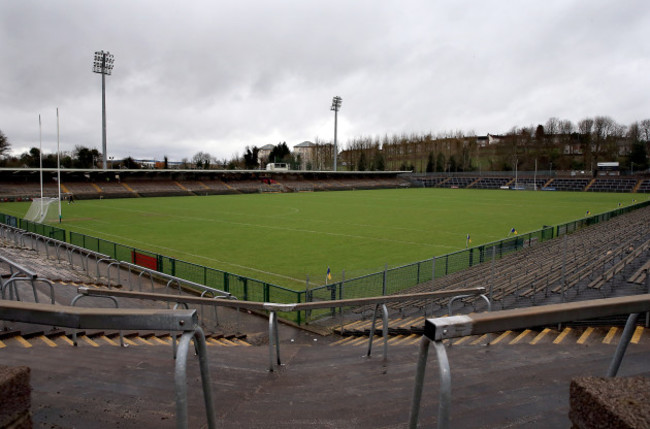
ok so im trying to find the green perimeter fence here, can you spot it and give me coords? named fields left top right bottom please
left=0, top=214, right=66, bottom=241
left=2, top=200, right=650, bottom=324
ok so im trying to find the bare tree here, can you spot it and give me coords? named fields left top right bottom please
left=545, top=117, right=560, bottom=135
left=0, top=129, right=10, bottom=159
left=192, top=151, right=212, bottom=169
left=639, top=119, right=650, bottom=142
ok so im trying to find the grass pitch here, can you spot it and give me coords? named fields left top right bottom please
left=0, top=188, right=642, bottom=289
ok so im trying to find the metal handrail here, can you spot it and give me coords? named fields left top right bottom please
left=409, top=294, right=650, bottom=429
left=0, top=255, right=39, bottom=279
left=77, top=286, right=488, bottom=371
left=0, top=300, right=215, bottom=429
left=71, top=293, right=125, bottom=347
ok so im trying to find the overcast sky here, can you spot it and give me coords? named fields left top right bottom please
left=2, top=1, right=649, bottom=162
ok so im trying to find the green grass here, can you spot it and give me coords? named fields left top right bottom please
left=0, top=188, right=643, bottom=289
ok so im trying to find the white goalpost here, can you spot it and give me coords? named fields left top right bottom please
left=23, top=197, right=60, bottom=223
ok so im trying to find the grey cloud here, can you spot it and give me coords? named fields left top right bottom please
left=1, top=0, right=649, bottom=162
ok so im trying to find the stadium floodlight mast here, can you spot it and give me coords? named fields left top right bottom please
left=330, top=96, right=342, bottom=171
left=93, top=50, right=115, bottom=170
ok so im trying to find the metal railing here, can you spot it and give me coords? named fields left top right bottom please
left=0, top=254, right=56, bottom=305
left=408, top=294, right=650, bottom=429
left=0, top=300, right=216, bottom=429
left=75, top=286, right=488, bottom=372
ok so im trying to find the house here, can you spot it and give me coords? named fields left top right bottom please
left=293, top=141, right=317, bottom=170
left=258, top=144, right=275, bottom=163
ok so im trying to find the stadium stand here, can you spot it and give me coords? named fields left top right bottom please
left=437, top=176, right=478, bottom=188
left=407, top=175, right=449, bottom=187
left=470, top=177, right=511, bottom=189
left=514, top=177, right=548, bottom=190
left=343, top=204, right=650, bottom=327
left=638, top=179, right=650, bottom=193
left=121, top=179, right=192, bottom=197
left=587, top=178, right=639, bottom=193
left=546, top=177, right=590, bottom=191
left=2, top=200, right=650, bottom=427
left=2, top=169, right=649, bottom=201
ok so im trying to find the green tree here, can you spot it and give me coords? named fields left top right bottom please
left=73, top=146, right=100, bottom=168
left=122, top=156, right=138, bottom=169
left=357, top=152, right=367, bottom=171
left=243, top=146, right=259, bottom=169
left=436, top=153, right=445, bottom=172
left=269, top=142, right=291, bottom=163
left=373, top=152, right=385, bottom=171
left=449, top=155, right=458, bottom=172
left=629, top=140, right=648, bottom=172
left=426, top=152, right=435, bottom=173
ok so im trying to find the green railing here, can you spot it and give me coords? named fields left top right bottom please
left=0, top=213, right=66, bottom=242
left=301, top=226, right=554, bottom=319
left=67, top=232, right=304, bottom=323
left=1, top=199, right=649, bottom=324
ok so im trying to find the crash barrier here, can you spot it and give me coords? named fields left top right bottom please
left=408, top=294, right=650, bottom=429
left=0, top=300, right=216, bottom=429
left=0, top=224, right=235, bottom=329
left=0, top=255, right=55, bottom=307
left=76, top=286, right=488, bottom=371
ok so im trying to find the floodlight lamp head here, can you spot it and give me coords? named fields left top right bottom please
left=92, top=50, right=115, bottom=75
left=330, top=96, right=342, bottom=112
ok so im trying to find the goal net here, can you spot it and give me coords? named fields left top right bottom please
left=23, top=197, right=60, bottom=223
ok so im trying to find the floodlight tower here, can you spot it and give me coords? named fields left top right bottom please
left=330, top=96, right=342, bottom=171
left=93, top=50, right=115, bottom=170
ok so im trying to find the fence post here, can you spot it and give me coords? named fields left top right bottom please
left=382, top=264, right=387, bottom=296
left=429, top=259, right=435, bottom=287
left=296, top=291, right=302, bottom=325
left=224, top=272, right=229, bottom=293
left=489, top=246, right=496, bottom=307
left=242, top=277, right=248, bottom=301
left=305, top=275, right=311, bottom=322
left=561, top=234, right=567, bottom=303
left=339, top=270, right=345, bottom=314
left=645, top=269, right=650, bottom=328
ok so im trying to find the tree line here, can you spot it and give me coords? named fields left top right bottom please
left=340, top=116, right=650, bottom=173
left=1, top=115, right=648, bottom=172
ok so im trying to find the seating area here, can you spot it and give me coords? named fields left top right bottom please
left=121, top=179, right=191, bottom=197
left=546, top=178, right=591, bottom=191
left=437, top=176, right=478, bottom=188
left=360, top=205, right=650, bottom=319
left=588, top=178, right=639, bottom=193
left=636, top=179, right=650, bottom=193
left=2, top=170, right=649, bottom=201
left=470, top=177, right=511, bottom=189
left=514, top=178, right=549, bottom=189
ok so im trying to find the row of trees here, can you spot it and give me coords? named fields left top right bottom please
left=0, top=139, right=140, bottom=170
left=340, top=116, right=650, bottom=173
left=185, top=142, right=296, bottom=170
left=1, top=115, right=649, bottom=173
